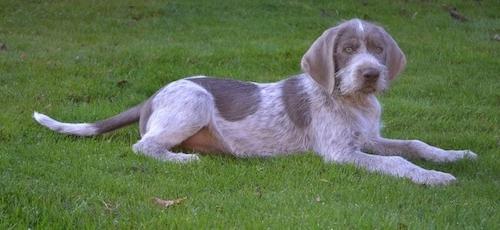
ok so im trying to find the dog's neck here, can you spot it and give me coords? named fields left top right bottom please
left=337, top=93, right=378, bottom=109
left=333, top=92, right=376, bottom=105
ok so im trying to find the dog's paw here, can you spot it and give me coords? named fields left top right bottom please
left=431, top=149, right=478, bottom=162
left=447, top=150, right=477, bottom=160
left=411, top=170, right=456, bottom=186
left=169, top=153, right=200, bottom=163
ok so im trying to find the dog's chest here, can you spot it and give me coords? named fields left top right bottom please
left=316, top=96, right=381, bottom=147
left=344, top=99, right=381, bottom=142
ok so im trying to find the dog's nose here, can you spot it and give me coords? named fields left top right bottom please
left=362, top=68, right=380, bottom=81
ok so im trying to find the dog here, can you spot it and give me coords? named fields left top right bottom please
left=34, top=19, right=476, bottom=185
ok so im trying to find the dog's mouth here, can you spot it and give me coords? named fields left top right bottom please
left=340, top=84, right=379, bottom=96
left=360, top=74, right=388, bottom=94
left=357, top=79, right=382, bottom=94
left=360, top=86, right=377, bottom=94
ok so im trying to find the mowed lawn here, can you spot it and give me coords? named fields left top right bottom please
left=1, top=0, right=499, bottom=228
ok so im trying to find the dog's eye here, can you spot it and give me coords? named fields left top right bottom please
left=375, top=47, right=383, bottom=54
left=344, top=47, right=354, bottom=53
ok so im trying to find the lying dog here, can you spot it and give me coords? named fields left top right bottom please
left=34, top=19, right=476, bottom=185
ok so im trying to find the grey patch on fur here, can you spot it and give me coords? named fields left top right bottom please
left=188, top=77, right=262, bottom=121
left=94, top=103, right=142, bottom=134
left=333, top=26, right=360, bottom=73
left=281, top=76, right=312, bottom=128
left=139, top=97, right=154, bottom=136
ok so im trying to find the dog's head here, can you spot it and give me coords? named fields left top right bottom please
left=301, top=19, right=406, bottom=95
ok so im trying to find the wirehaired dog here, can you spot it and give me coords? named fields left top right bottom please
left=34, top=19, right=476, bottom=185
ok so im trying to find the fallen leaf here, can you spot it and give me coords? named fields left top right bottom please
left=255, top=186, right=262, bottom=198
left=319, top=178, right=330, bottom=183
left=397, top=222, right=408, bottom=230
left=443, top=5, right=468, bottom=22
left=493, top=34, right=500, bottom=41
left=116, top=80, right=129, bottom=87
left=315, top=195, right=321, bottom=202
left=411, top=11, right=418, bottom=20
left=0, top=43, right=6, bottom=51
left=449, top=9, right=467, bottom=22
left=102, top=200, right=119, bottom=211
left=153, top=197, right=187, bottom=208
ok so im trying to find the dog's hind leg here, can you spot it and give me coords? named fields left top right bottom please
left=132, top=85, right=214, bottom=163
left=133, top=108, right=210, bottom=162
left=133, top=136, right=201, bottom=163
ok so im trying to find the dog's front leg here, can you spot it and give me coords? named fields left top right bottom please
left=318, top=148, right=456, bottom=185
left=364, top=138, right=477, bottom=163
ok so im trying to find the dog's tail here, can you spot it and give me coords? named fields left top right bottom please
left=33, top=103, right=143, bottom=136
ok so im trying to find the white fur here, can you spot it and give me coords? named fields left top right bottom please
left=356, top=19, right=364, bottom=33
left=33, top=112, right=98, bottom=136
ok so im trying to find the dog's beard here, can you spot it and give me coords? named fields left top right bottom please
left=337, top=67, right=388, bottom=96
left=337, top=70, right=387, bottom=95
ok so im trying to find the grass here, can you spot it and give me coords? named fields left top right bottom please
left=1, top=0, right=499, bottom=228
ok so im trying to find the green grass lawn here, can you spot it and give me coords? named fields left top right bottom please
left=1, top=0, right=499, bottom=228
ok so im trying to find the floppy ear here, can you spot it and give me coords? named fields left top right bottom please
left=301, top=27, right=339, bottom=94
left=383, top=31, right=406, bottom=80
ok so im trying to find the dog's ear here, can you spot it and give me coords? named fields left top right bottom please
left=383, top=31, right=406, bottom=80
left=301, top=27, right=339, bottom=94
